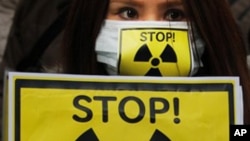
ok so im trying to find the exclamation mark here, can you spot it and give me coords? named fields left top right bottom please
left=173, top=33, right=175, bottom=42
left=173, top=97, right=180, bottom=124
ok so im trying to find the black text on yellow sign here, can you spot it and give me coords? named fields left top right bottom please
left=140, top=31, right=176, bottom=42
left=5, top=75, right=240, bottom=141
left=73, top=95, right=180, bottom=124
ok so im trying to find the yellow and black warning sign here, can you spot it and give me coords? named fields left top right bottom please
left=3, top=72, right=243, bottom=141
left=118, top=28, right=192, bottom=76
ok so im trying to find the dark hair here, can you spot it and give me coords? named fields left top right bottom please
left=63, top=0, right=109, bottom=74
left=248, top=30, right=250, bottom=50
left=62, top=0, right=250, bottom=124
left=181, top=0, right=250, bottom=123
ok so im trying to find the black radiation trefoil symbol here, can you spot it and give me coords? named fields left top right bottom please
left=76, top=128, right=171, bottom=141
left=134, top=44, right=177, bottom=76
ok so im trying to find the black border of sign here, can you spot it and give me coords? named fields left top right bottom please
left=14, top=79, right=234, bottom=141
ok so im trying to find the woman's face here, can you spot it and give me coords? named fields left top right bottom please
left=107, top=0, right=186, bottom=21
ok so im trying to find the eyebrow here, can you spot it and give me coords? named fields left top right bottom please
left=109, top=0, right=144, bottom=7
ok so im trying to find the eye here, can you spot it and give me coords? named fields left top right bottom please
left=117, top=7, right=138, bottom=20
left=164, top=9, right=185, bottom=21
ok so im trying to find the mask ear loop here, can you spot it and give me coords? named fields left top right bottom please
left=189, top=22, right=203, bottom=75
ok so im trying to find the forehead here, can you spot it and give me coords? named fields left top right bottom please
left=110, top=0, right=182, bottom=3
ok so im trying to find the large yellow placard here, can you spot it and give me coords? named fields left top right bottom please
left=2, top=72, right=243, bottom=141
left=21, top=89, right=229, bottom=141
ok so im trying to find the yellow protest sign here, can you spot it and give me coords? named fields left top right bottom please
left=3, top=72, right=243, bottom=141
left=119, top=28, right=191, bottom=76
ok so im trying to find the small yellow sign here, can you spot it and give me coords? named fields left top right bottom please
left=119, top=28, right=191, bottom=76
left=3, top=72, right=243, bottom=141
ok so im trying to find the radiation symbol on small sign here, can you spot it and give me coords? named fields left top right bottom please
left=134, top=43, right=177, bottom=76
left=76, top=128, right=171, bottom=141
left=119, top=28, right=191, bottom=76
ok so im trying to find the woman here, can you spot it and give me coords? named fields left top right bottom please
left=63, top=0, right=250, bottom=124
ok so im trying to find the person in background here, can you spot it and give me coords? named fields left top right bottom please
left=0, top=0, right=18, bottom=68
left=0, top=0, right=68, bottom=74
left=61, top=0, right=250, bottom=124
left=229, top=0, right=250, bottom=54
left=229, top=0, right=250, bottom=72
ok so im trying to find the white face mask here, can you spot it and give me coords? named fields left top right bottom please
left=95, top=20, right=205, bottom=76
